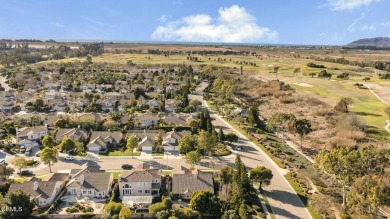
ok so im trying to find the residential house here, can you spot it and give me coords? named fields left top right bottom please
left=172, top=169, right=214, bottom=199
left=162, top=130, right=191, bottom=151
left=87, top=131, right=123, bottom=152
left=66, top=172, right=113, bottom=199
left=55, top=127, right=88, bottom=144
left=135, top=114, right=158, bottom=128
left=9, top=180, right=63, bottom=207
left=128, top=130, right=158, bottom=151
left=18, top=139, right=39, bottom=149
left=165, top=99, right=177, bottom=113
left=105, top=92, right=121, bottom=100
left=119, top=168, right=162, bottom=208
left=16, top=125, right=48, bottom=141
left=146, top=98, right=161, bottom=109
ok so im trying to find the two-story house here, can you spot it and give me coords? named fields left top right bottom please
left=162, top=130, right=191, bottom=151
left=16, top=125, right=48, bottom=141
left=9, top=179, right=63, bottom=208
left=119, top=168, right=162, bottom=208
left=135, top=114, right=158, bottom=128
left=66, top=172, right=113, bottom=199
left=172, top=169, right=214, bottom=200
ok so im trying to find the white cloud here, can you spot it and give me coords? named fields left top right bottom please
left=360, top=25, right=376, bottom=32
left=325, top=0, right=380, bottom=11
left=158, top=15, right=169, bottom=22
left=151, top=5, right=278, bottom=43
left=53, top=22, right=64, bottom=28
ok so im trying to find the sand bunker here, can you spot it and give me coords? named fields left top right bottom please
left=294, top=83, right=313, bottom=87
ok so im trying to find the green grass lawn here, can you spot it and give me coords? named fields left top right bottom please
left=107, top=150, right=141, bottom=156
left=39, top=53, right=389, bottom=140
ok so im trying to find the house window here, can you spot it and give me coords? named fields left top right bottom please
left=145, top=190, right=150, bottom=194
left=88, top=190, right=92, bottom=195
left=138, top=190, right=142, bottom=193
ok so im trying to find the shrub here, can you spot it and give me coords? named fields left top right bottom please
left=279, top=96, right=295, bottom=104
left=252, top=205, right=262, bottom=213
left=170, top=192, right=179, bottom=200
left=79, top=213, right=96, bottom=219
left=327, top=136, right=356, bottom=149
left=149, top=202, right=167, bottom=215
left=66, top=207, right=78, bottom=213
left=156, top=210, right=170, bottom=219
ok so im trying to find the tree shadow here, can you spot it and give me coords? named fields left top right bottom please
left=270, top=205, right=306, bottom=219
left=264, top=189, right=307, bottom=208
left=355, top=111, right=382, bottom=117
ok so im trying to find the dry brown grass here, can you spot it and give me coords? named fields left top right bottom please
left=327, top=136, right=357, bottom=149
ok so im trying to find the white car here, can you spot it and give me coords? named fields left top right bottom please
left=0, top=159, right=5, bottom=165
left=65, top=155, right=74, bottom=160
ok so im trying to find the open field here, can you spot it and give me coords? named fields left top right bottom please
left=38, top=48, right=390, bottom=140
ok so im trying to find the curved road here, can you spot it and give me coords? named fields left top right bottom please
left=191, top=82, right=312, bottom=219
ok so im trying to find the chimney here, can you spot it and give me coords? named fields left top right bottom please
left=143, top=129, right=146, bottom=133
left=80, top=174, right=85, bottom=185
left=33, top=181, right=39, bottom=191
left=118, top=174, right=122, bottom=182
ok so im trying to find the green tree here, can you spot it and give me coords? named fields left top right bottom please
left=40, top=147, right=58, bottom=173
left=239, top=201, right=249, bottom=219
left=126, top=135, right=138, bottom=158
left=119, top=206, right=132, bottom=219
left=86, top=55, right=92, bottom=64
left=59, top=137, right=76, bottom=152
left=178, top=135, right=197, bottom=154
left=249, top=166, right=273, bottom=190
left=0, top=165, right=14, bottom=180
left=185, top=151, right=201, bottom=169
left=104, top=202, right=122, bottom=216
left=54, top=118, right=68, bottom=128
left=190, top=190, right=221, bottom=217
left=347, top=175, right=386, bottom=218
left=247, top=106, right=259, bottom=127
left=149, top=202, right=167, bottom=215
left=197, top=130, right=213, bottom=156
left=334, top=97, right=353, bottom=113
left=309, top=73, right=316, bottom=78
left=363, top=77, right=370, bottom=82
left=42, top=135, right=55, bottom=148
left=294, top=119, right=312, bottom=147
left=10, top=157, right=27, bottom=175
left=1, top=191, right=35, bottom=218
left=222, top=210, right=240, bottom=219
left=35, top=98, right=44, bottom=109
left=218, top=127, right=225, bottom=142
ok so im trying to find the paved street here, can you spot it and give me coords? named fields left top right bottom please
left=190, top=82, right=312, bottom=219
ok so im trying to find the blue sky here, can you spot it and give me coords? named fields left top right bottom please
left=0, top=0, right=389, bottom=45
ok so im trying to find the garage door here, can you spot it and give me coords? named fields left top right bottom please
left=142, top=146, right=153, bottom=151
left=88, top=146, right=100, bottom=152
left=164, top=146, right=176, bottom=151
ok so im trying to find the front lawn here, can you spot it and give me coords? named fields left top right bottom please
left=107, top=149, right=141, bottom=156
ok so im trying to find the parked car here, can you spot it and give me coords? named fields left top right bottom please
left=35, top=151, right=41, bottom=157
left=121, top=164, right=133, bottom=170
left=65, top=155, right=74, bottom=160
left=20, top=170, right=34, bottom=176
left=20, top=146, right=26, bottom=153
left=0, top=159, right=6, bottom=165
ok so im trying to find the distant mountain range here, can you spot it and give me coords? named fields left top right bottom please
left=346, top=37, right=390, bottom=48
